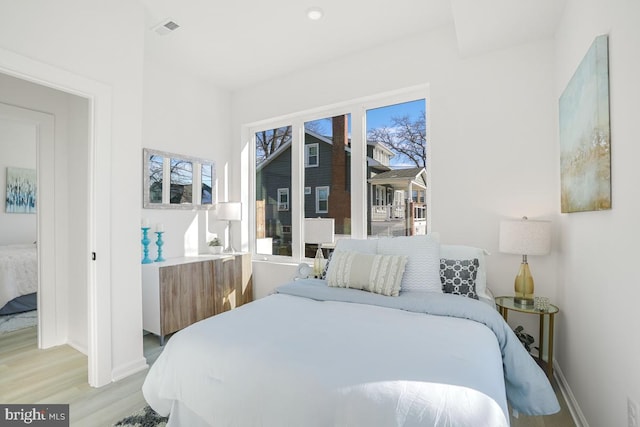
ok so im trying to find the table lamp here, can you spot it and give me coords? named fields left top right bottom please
left=304, top=218, right=335, bottom=277
left=499, top=216, right=551, bottom=307
left=214, top=202, right=242, bottom=253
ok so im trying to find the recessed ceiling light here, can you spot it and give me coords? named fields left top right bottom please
left=307, top=7, right=324, bottom=21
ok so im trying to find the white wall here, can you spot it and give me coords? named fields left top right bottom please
left=555, top=1, right=640, bottom=426
left=67, top=95, right=89, bottom=352
left=0, top=112, right=36, bottom=245
left=232, top=26, right=559, bottom=334
left=141, top=56, right=232, bottom=259
left=0, top=0, right=147, bottom=380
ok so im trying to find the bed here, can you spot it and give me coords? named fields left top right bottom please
left=143, top=236, right=560, bottom=426
left=0, top=243, right=38, bottom=315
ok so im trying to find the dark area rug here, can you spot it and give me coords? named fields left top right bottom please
left=113, top=406, right=168, bottom=427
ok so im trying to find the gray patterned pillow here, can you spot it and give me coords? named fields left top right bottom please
left=439, top=258, right=479, bottom=299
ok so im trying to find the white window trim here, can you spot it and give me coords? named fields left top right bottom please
left=277, top=188, right=289, bottom=211
left=316, top=186, right=329, bottom=214
left=246, top=85, right=430, bottom=262
left=305, top=143, right=319, bottom=168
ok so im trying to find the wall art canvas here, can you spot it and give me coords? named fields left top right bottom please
left=5, top=167, right=36, bottom=213
left=559, top=34, right=611, bottom=213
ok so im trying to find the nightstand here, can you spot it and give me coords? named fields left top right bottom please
left=495, top=296, right=559, bottom=378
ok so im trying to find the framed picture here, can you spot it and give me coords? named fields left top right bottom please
left=5, top=167, right=37, bottom=214
left=559, top=34, right=611, bottom=213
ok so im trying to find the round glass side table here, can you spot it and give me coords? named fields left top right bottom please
left=495, top=296, right=559, bottom=378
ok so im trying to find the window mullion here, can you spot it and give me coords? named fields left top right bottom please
left=290, top=119, right=304, bottom=261
left=350, top=107, right=367, bottom=239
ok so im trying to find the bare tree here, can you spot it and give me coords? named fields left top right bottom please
left=256, top=126, right=292, bottom=164
left=368, top=112, right=426, bottom=168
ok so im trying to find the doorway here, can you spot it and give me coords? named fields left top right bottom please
left=0, top=47, right=113, bottom=387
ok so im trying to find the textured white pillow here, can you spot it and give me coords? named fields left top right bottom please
left=377, top=235, right=441, bottom=292
left=326, top=250, right=407, bottom=296
left=333, top=238, right=378, bottom=254
left=440, top=245, right=490, bottom=300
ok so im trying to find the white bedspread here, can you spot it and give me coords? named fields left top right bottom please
left=143, top=292, right=511, bottom=427
left=0, top=244, right=37, bottom=309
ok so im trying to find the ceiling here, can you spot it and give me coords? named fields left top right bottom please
left=139, top=0, right=566, bottom=91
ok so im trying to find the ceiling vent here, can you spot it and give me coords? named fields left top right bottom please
left=152, top=19, right=180, bottom=36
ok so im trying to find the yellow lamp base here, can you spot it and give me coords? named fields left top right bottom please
left=514, top=261, right=534, bottom=307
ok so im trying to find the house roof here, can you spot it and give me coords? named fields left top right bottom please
left=256, top=130, right=391, bottom=172
left=368, top=167, right=427, bottom=190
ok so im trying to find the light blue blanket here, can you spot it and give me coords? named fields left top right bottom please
left=277, top=279, right=560, bottom=416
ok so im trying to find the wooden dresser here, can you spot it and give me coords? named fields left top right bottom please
left=142, top=253, right=252, bottom=344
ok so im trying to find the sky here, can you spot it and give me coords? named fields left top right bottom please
left=302, top=97, right=426, bottom=168
left=305, top=98, right=425, bottom=135
left=365, top=98, right=425, bottom=131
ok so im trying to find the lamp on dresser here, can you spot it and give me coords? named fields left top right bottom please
left=499, top=216, right=551, bottom=307
left=304, top=218, right=335, bottom=277
left=212, top=202, right=242, bottom=253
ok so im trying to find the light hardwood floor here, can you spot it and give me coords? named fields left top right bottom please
left=1, top=326, right=576, bottom=426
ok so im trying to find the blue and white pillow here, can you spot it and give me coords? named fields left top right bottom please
left=439, top=258, right=479, bottom=299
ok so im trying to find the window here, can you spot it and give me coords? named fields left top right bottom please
left=251, top=88, right=428, bottom=260
left=277, top=188, right=289, bottom=211
left=305, top=143, right=319, bottom=167
left=316, top=186, right=329, bottom=213
left=366, top=99, right=427, bottom=237
left=255, top=126, right=292, bottom=256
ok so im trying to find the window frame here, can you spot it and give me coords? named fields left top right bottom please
left=277, top=188, right=289, bottom=211
left=304, top=143, right=319, bottom=168
left=246, top=85, right=430, bottom=262
left=315, top=186, right=330, bottom=214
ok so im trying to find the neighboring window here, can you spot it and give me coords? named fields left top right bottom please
left=376, top=186, right=385, bottom=206
left=304, top=186, right=311, bottom=195
left=277, top=188, right=289, bottom=211
left=316, top=186, right=329, bottom=213
left=305, top=143, right=319, bottom=167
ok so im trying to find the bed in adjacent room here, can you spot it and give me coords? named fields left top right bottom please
left=0, top=243, right=38, bottom=315
left=143, top=235, right=560, bottom=426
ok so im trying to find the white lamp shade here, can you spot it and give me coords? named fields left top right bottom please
left=499, top=218, right=551, bottom=256
left=304, top=218, right=335, bottom=244
left=215, top=202, right=242, bottom=221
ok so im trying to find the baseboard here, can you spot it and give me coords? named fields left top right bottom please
left=67, top=339, right=88, bottom=356
left=111, top=357, right=149, bottom=382
left=553, top=359, right=590, bottom=427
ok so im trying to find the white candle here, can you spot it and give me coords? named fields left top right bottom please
left=156, top=223, right=164, bottom=232
left=141, top=218, right=150, bottom=228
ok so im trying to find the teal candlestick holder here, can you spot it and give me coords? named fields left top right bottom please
left=154, top=231, right=165, bottom=262
left=141, top=227, right=153, bottom=264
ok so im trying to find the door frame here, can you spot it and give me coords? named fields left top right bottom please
left=0, top=47, right=113, bottom=387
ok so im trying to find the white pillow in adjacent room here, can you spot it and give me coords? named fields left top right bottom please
left=377, top=234, right=441, bottom=293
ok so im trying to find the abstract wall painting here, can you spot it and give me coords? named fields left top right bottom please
left=5, top=167, right=36, bottom=214
left=559, top=34, right=611, bottom=213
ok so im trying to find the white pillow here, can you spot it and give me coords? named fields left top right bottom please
left=334, top=238, right=378, bottom=254
left=377, top=235, right=441, bottom=293
left=326, top=250, right=407, bottom=297
left=440, top=245, right=490, bottom=300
